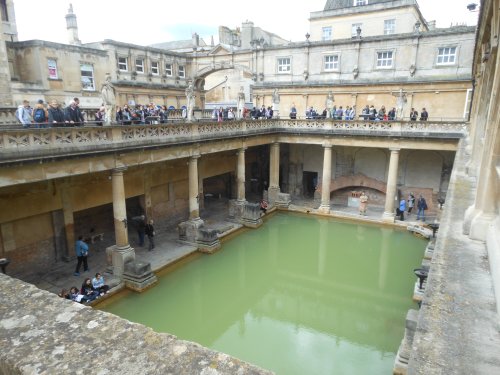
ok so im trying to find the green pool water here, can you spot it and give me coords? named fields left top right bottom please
left=100, top=212, right=425, bottom=374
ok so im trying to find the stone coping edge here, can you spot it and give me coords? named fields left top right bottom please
left=0, top=273, right=273, bottom=375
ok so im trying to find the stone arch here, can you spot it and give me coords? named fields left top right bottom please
left=193, top=63, right=254, bottom=91
left=404, top=150, right=444, bottom=191
left=316, top=174, right=387, bottom=195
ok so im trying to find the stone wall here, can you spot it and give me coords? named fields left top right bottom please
left=0, top=274, right=272, bottom=374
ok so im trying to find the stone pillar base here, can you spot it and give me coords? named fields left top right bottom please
left=466, top=208, right=495, bottom=241
left=105, top=244, right=135, bottom=278
left=318, top=204, right=330, bottom=214
left=123, top=260, right=158, bottom=292
left=275, top=192, right=291, bottom=209
left=178, top=218, right=221, bottom=254
left=382, top=211, right=396, bottom=223
left=229, top=200, right=263, bottom=228
left=267, top=186, right=280, bottom=205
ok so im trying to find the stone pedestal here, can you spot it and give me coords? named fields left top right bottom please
left=394, top=309, right=419, bottom=375
left=267, top=186, right=280, bottom=205
left=122, top=260, right=158, bottom=292
left=178, top=218, right=221, bottom=253
left=229, top=200, right=263, bottom=228
left=275, top=192, right=291, bottom=209
left=105, top=244, right=135, bottom=278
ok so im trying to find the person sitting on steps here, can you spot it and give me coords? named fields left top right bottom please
left=260, top=199, right=268, bottom=215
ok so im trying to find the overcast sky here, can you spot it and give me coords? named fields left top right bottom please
left=12, top=0, right=478, bottom=45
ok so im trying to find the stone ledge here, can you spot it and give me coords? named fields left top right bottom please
left=0, top=274, right=272, bottom=375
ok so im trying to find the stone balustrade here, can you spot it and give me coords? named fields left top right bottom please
left=0, top=119, right=467, bottom=163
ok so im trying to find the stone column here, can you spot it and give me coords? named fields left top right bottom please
left=144, top=167, right=153, bottom=220
left=107, top=167, right=135, bottom=278
left=268, top=142, right=280, bottom=204
left=189, top=155, right=201, bottom=220
left=383, top=148, right=400, bottom=222
left=237, top=148, right=246, bottom=202
left=112, top=168, right=129, bottom=248
left=319, top=145, right=332, bottom=213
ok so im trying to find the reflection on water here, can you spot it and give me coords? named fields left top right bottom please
left=100, top=212, right=425, bottom=375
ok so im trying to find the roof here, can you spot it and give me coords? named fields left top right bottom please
left=324, top=0, right=409, bottom=10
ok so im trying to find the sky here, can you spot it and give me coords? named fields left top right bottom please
left=12, top=0, right=479, bottom=45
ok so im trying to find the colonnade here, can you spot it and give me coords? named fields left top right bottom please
left=92, top=142, right=406, bottom=276
left=318, top=144, right=400, bottom=221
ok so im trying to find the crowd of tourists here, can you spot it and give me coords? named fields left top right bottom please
left=301, top=104, right=429, bottom=121
left=16, top=97, right=430, bottom=128
left=58, top=273, right=110, bottom=304
left=15, top=98, right=89, bottom=128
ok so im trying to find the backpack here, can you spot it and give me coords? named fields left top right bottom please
left=33, top=108, right=46, bottom=123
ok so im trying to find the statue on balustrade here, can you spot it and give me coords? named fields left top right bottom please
left=101, top=74, right=116, bottom=126
left=185, top=80, right=195, bottom=121
left=394, top=89, right=407, bottom=120
left=237, top=87, right=245, bottom=119
left=326, top=91, right=334, bottom=118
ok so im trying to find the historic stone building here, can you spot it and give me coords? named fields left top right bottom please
left=0, top=0, right=475, bottom=121
left=1, top=0, right=500, bottom=373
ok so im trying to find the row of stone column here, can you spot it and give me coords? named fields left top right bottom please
left=67, top=142, right=399, bottom=266
left=107, top=142, right=282, bottom=253
left=318, top=145, right=400, bottom=221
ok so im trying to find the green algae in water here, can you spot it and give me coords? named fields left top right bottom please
left=101, top=213, right=425, bottom=375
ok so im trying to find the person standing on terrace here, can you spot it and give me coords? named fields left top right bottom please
left=48, top=100, right=65, bottom=127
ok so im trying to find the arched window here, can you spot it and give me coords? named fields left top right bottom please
left=1, top=0, right=8, bottom=22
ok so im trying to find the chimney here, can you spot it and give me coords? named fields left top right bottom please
left=427, top=20, right=436, bottom=30
left=192, top=32, right=199, bottom=47
left=65, top=4, right=81, bottom=45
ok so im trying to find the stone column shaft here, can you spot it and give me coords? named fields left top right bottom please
left=383, top=149, right=400, bottom=221
left=189, top=156, right=200, bottom=220
left=319, top=145, right=332, bottom=212
left=112, top=168, right=129, bottom=248
left=269, top=143, right=280, bottom=189
left=237, top=149, right=246, bottom=202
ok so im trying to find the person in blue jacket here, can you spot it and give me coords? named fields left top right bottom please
left=74, top=235, right=89, bottom=276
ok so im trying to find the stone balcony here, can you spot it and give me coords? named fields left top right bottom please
left=0, top=119, right=468, bottom=165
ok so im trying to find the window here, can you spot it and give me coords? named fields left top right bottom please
left=47, top=59, right=58, bottom=79
left=80, top=64, right=95, bottom=90
left=437, top=47, right=457, bottom=65
left=135, top=58, right=144, bottom=73
left=118, top=57, right=128, bottom=71
left=277, top=57, right=291, bottom=73
left=376, top=51, right=394, bottom=68
left=324, top=55, right=339, bottom=71
left=165, top=63, right=173, bottom=76
left=354, top=0, right=367, bottom=5
left=384, top=19, right=395, bottom=35
left=322, top=27, right=332, bottom=41
left=151, top=61, right=159, bottom=75
left=178, top=65, right=185, bottom=78
left=352, top=23, right=363, bottom=37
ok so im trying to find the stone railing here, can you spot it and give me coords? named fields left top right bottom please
left=0, top=119, right=467, bottom=162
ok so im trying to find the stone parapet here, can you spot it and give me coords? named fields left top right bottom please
left=0, top=274, right=272, bottom=374
left=0, top=120, right=467, bottom=165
